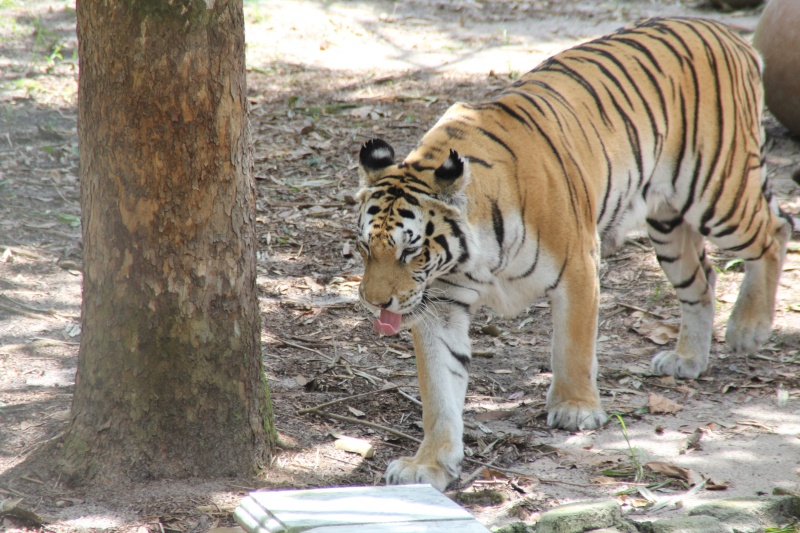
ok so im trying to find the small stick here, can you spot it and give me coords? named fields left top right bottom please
left=0, top=302, right=45, bottom=320
left=396, top=388, right=422, bottom=407
left=0, top=295, right=58, bottom=317
left=461, top=457, right=593, bottom=487
left=297, top=385, right=400, bottom=414
left=460, top=458, right=496, bottom=488
left=304, top=409, right=421, bottom=444
left=268, top=335, right=334, bottom=363
left=616, top=302, right=668, bottom=320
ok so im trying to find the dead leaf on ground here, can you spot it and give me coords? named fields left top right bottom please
left=347, top=406, right=365, bottom=418
left=645, top=461, right=704, bottom=486
left=648, top=392, right=684, bottom=414
left=633, top=319, right=679, bottom=345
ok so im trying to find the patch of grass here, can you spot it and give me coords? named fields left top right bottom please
left=765, top=526, right=800, bottom=533
left=649, top=279, right=664, bottom=302
left=603, top=414, right=646, bottom=483
left=31, top=15, right=67, bottom=68
left=714, top=257, right=745, bottom=274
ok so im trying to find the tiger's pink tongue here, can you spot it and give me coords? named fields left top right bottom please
left=373, top=309, right=402, bottom=336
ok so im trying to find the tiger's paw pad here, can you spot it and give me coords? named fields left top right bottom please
left=725, top=319, right=770, bottom=354
left=651, top=350, right=706, bottom=379
left=546, top=402, right=607, bottom=432
left=384, top=457, right=458, bottom=492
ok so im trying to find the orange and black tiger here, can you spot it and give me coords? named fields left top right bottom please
left=355, top=17, right=791, bottom=491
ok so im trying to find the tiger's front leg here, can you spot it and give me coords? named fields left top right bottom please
left=545, top=250, right=607, bottom=431
left=384, top=304, right=471, bottom=491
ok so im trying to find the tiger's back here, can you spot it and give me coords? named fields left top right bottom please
left=355, top=17, right=790, bottom=491
left=410, top=17, right=770, bottom=256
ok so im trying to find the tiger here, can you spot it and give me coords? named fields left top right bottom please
left=355, top=17, right=791, bottom=491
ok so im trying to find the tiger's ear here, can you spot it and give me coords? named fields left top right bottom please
left=358, top=138, right=395, bottom=186
left=432, top=149, right=470, bottom=203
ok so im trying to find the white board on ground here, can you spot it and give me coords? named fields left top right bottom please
left=234, top=484, right=491, bottom=533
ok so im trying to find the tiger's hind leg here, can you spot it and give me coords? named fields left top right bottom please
left=713, top=201, right=790, bottom=354
left=649, top=214, right=716, bottom=379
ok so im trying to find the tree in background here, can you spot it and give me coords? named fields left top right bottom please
left=63, top=0, right=275, bottom=483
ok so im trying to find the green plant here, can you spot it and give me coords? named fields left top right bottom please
left=714, top=257, right=745, bottom=274
left=650, top=279, right=664, bottom=302
left=765, top=525, right=800, bottom=533
left=606, top=414, right=645, bottom=483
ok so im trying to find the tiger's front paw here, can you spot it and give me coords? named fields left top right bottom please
left=546, top=401, right=607, bottom=431
left=651, top=350, right=707, bottom=379
left=385, top=456, right=460, bottom=492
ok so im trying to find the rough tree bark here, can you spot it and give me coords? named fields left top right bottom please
left=63, top=0, right=275, bottom=483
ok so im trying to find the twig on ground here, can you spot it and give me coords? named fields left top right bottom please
left=624, top=238, right=652, bottom=252
left=460, top=458, right=496, bottom=488
left=0, top=302, right=46, bottom=320
left=297, top=385, right=400, bottom=415
left=267, top=335, right=335, bottom=363
left=304, top=408, right=422, bottom=444
left=0, top=295, right=59, bottom=317
left=396, top=388, right=422, bottom=407
left=0, top=245, right=42, bottom=259
left=616, top=302, right=668, bottom=320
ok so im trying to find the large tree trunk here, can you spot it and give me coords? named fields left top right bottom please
left=63, top=0, right=275, bottom=483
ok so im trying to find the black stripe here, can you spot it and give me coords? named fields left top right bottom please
left=493, top=101, right=533, bottom=131
left=491, top=200, right=505, bottom=251
left=443, top=217, right=469, bottom=263
left=545, top=254, right=569, bottom=293
left=724, top=219, right=763, bottom=253
left=444, top=343, right=471, bottom=369
left=612, top=37, right=664, bottom=74
left=465, top=156, right=493, bottom=169
left=547, top=58, right=612, bottom=127
left=476, top=126, right=516, bottom=160
left=672, top=266, right=699, bottom=289
left=582, top=45, right=661, bottom=138
left=647, top=216, right=682, bottom=234
left=433, top=235, right=452, bottom=263
left=510, top=232, right=541, bottom=280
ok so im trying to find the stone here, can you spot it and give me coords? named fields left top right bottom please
left=638, top=516, right=730, bottom=533
left=492, top=522, right=535, bottom=533
left=754, top=0, right=800, bottom=135
left=534, top=500, right=622, bottom=533
left=689, top=495, right=800, bottom=531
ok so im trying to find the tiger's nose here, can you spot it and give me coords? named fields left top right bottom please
left=359, top=285, right=394, bottom=309
left=376, top=297, right=394, bottom=309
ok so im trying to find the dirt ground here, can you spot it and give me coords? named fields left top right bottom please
left=2, top=0, right=800, bottom=531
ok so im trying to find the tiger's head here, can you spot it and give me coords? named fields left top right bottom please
left=355, top=138, right=471, bottom=336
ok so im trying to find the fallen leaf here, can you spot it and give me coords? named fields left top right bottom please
left=347, top=406, right=365, bottom=418
left=645, top=461, right=692, bottom=481
left=645, top=324, right=679, bottom=345
left=634, top=319, right=679, bottom=345
left=648, top=392, right=684, bottom=414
